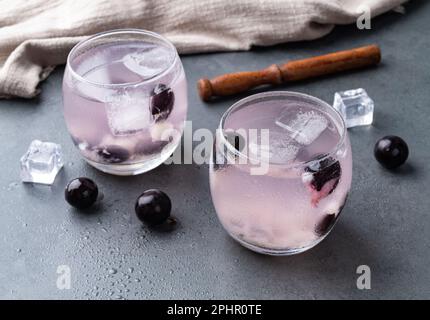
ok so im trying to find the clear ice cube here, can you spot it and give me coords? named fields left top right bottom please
left=105, top=90, right=151, bottom=136
left=248, top=131, right=299, bottom=163
left=122, top=46, right=173, bottom=79
left=275, top=110, right=328, bottom=145
left=333, top=88, right=374, bottom=128
left=20, top=140, right=64, bottom=185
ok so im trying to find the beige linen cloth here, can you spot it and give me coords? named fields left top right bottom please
left=0, top=0, right=406, bottom=98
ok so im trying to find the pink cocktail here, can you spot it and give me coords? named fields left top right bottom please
left=63, top=29, right=187, bottom=175
left=210, top=92, right=352, bottom=255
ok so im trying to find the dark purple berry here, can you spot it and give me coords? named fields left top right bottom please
left=150, top=84, right=174, bottom=121
left=65, top=178, right=99, bottom=209
left=315, top=194, right=348, bottom=235
left=304, top=156, right=341, bottom=206
left=96, top=145, right=129, bottom=163
left=317, top=194, right=348, bottom=237
left=135, top=189, right=171, bottom=226
left=305, top=156, right=341, bottom=192
left=374, top=135, right=409, bottom=169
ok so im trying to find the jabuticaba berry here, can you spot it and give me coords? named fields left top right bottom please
left=315, top=193, right=348, bottom=236
left=135, top=189, right=172, bottom=226
left=374, top=135, right=409, bottom=169
left=304, top=156, right=342, bottom=207
left=305, top=156, right=341, bottom=192
left=150, top=84, right=174, bottom=122
left=96, top=145, right=130, bottom=163
left=65, top=177, right=99, bottom=209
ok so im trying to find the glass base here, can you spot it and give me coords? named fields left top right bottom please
left=84, top=142, right=178, bottom=176
left=229, top=232, right=328, bottom=256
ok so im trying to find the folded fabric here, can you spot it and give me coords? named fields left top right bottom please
left=0, top=0, right=407, bottom=99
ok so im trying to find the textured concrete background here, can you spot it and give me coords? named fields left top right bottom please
left=0, top=1, right=429, bottom=299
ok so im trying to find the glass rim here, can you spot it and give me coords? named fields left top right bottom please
left=218, top=91, right=347, bottom=169
left=66, top=28, right=179, bottom=88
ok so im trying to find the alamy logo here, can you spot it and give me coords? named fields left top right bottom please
left=56, top=265, right=71, bottom=290
left=356, top=265, right=371, bottom=290
left=357, top=5, right=372, bottom=30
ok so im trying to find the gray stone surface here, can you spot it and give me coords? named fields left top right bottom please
left=0, top=1, right=429, bottom=300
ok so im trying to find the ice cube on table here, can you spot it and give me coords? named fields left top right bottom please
left=122, top=46, right=173, bottom=79
left=275, top=110, right=328, bottom=145
left=20, top=140, right=64, bottom=185
left=105, top=90, right=151, bottom=136
left=333, top=88, right=374, bottom=128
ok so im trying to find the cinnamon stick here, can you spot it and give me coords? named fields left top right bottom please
left=197, top=45, right=381, bottom=101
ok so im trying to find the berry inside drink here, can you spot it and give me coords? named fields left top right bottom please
left=210, top=92, right=352, bottom=255
left=63, top=30, right=187, bottom=175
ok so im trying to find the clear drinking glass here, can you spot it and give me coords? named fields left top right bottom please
left=209, top=91, right=352, bottom=255
left=63, top=29, right=187, bottom=175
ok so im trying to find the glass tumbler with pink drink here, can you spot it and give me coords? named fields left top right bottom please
left=209, top=91, right=352, bottom=255
left=63, top=29, right=187, bottom=175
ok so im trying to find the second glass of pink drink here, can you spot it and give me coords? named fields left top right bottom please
left=63, top=29, right=187, bottom=175
left=210, top=92, right=352, bottom=255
